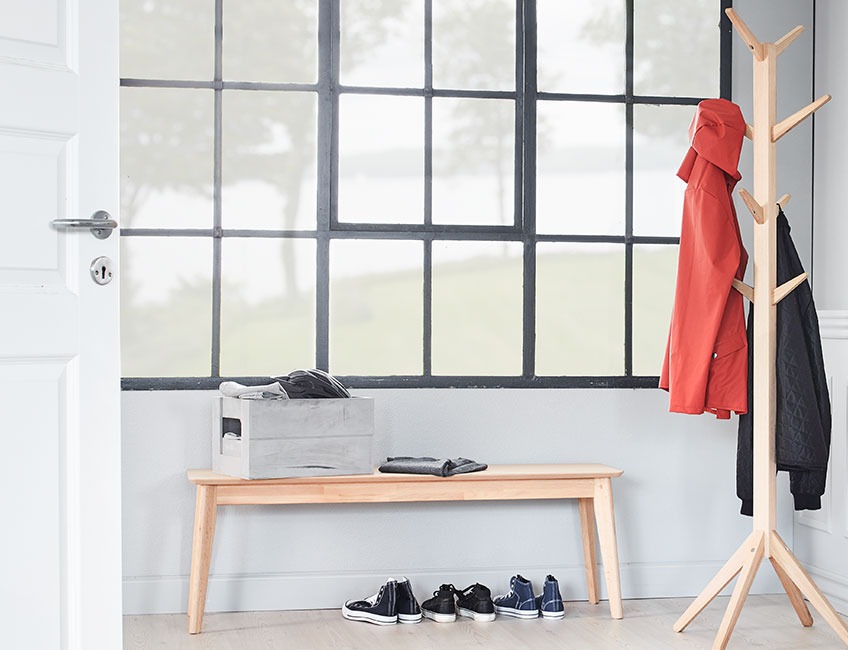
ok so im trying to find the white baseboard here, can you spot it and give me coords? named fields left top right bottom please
left=123, top=560, right=784, bottom=616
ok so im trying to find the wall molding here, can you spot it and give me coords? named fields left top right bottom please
left=819, top=311, right=848, bottom=340
left=123, top=561, right=784, bottom=616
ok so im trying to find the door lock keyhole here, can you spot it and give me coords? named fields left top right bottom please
left=90, top=256, right=114, bottom=285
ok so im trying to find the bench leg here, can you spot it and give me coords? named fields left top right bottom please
left=188, top=485, right=217, bottom=634
left=578, top=497, right=599, bottom=604
left=593, top=477, right=623, bottom=619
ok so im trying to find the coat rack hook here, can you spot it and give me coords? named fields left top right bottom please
left=778, top=194, right=791, bottom=209
left=745, top=124, right=754, bottom=141
left=773, top=95, right=832, bottom=142
left=775, top=26, right=804, bottom=56
left=738, top=188, right=765, bottom=224
left=725, top=8, right=764, bottom=61
left=732, top=279, right=754, bottom=303
left=773, top=272, right=808, bottom=305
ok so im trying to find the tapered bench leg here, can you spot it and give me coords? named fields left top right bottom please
left=593, top=477, right=623, bottom=619
left=578, top=497, right=599, bottom=604
left=188, top=485, right=218, bottom=634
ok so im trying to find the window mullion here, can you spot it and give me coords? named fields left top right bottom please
left=315, top=0, right=335, bottom=370
left=210, top=0, right=224, bottom=378
left=521, top=0, right=537, bottom=379
left=624, top=0, right=635, bottom=377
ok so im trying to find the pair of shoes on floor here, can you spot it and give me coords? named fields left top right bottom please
left=494, top=574, right=564, bottom=620
left=342, top=577, right=422, bottom=625
left=421, top=583, right=496, bottom=623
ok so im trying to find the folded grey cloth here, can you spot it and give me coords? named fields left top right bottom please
left=378, top=456, right=488, bottom=477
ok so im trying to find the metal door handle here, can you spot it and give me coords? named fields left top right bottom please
left=51, top=210, right=118, bottom=239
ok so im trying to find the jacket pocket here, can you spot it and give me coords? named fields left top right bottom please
left=712, top=331, right=746, bottom=360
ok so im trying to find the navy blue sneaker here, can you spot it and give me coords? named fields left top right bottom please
left=493, top=575, right=538, bottom=619
left=535, top=574, right=565, bottom=619
left=396, top=577, right=422, bottom=624
left=342, top=579, right=397, bottom=625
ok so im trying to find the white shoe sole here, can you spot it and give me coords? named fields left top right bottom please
left=540, top=610, right=565, bottom=620
left=457, top=606, right=496, bottom=622
left=494, top=605, right=539, bottom=619
left=422, top=609, right=456, bottom=623
left=398, top=612, right=423, bottom=624
left=342, top=605, right=397, bottom=626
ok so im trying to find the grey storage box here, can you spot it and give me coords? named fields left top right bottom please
left=212, top=397, right=374, bottom=479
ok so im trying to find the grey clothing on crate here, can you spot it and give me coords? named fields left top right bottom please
left=379, top=457, right=488, bottom=477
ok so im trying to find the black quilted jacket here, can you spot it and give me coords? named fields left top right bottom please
left=736, top=209, right=831, bottom=516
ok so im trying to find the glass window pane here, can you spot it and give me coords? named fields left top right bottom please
left=121, top=237, right=212, bottom=377
left=220, top=239, right=316, bottom=375
left=120, top=88, right=214, bottom=229
left=536, top=243, right=624, bottom=375
left=223, top=1, right=317, bottom=83
left=633, top=105, right=694, bottom=236
left=536, top=102, right=625, bottom=236
left=120, top=0, right=214, bottom=80
left=633, top=245, right=678, bottom=375
left=330, top=240, right=422, bottom=375
left=537, top=0, right=625, bottom=94
left=432, top=98, right=514, bottom=226
left=432, top=0, right=515, bottom=91
left=222, top=91, right=317, bottom=230
left=634, top=0, right=720, bottom=98
left=340, top=0, right=423, bottom=87
left=432, top=242, right=523, bottom=376
left=339, top=95, right=423, bottom=224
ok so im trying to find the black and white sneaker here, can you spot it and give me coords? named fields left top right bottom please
left=421, top=584, right=457, bottom=623
left=396, top=577, right=422, bottom=624
left=455, top=583, right=496, bottom=622
left=342, top=580, right=397, bottom=625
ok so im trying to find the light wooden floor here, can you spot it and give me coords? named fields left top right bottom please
left=123, top=596, right=848, bottom=649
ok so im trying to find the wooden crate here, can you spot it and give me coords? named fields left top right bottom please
left=211, top=397, right=374, bottom=479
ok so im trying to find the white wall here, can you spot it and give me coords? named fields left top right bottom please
left=793, top=0, right=848, bottom=614
left=121, top=0, right=814, bottom=615
left=810, top=0, right=848, bottom=311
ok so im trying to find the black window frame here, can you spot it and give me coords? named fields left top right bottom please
left=121, top=0, right=734, bottom=390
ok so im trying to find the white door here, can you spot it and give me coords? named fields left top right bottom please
left=0, top=1, right=122, bottom=649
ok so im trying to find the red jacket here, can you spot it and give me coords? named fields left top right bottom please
left=660, top=99, right=748, bottom=419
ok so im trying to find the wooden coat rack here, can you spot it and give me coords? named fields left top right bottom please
left=672, top=9, right=847, bottom=650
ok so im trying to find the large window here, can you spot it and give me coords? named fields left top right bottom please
left=120, top=0, right=731, bottom=389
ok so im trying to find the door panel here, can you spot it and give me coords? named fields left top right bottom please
left=0, top=1, right=121, bottom=648
left=0, top=0, right=68, bottom=67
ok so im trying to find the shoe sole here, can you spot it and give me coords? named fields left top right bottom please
left=540, top=610, right=565, bottom=620
left=422, top=610, right=456, bottom=623
left=457, top=606, right=496, bottom=622
left=494, top=605, right=539, bottom=619
left=342, top=606, right=397, bottom=626
left=398, top=612, right=423, bottom=624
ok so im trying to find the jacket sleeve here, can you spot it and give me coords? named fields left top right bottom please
left=664, top=187, right=742, bottom=414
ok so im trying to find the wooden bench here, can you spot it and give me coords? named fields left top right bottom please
left=186, top=463, right=624, bottom=634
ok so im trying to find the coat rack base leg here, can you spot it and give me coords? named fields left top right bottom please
left=674, top=529, right=848, bottom=648
left=769, top=555, right=813, bottom=626
left=673, top=531, right=760, bottom=633
left=769, top=531, right=848, bottom=645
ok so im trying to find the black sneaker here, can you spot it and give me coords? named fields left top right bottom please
left=342, top=579, right=397, bottom=625
left=421, top=583, right=457, bottom=623
left=396, top=577, right=422, bottom=624
left=455, top=583, right=496, bottom=622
